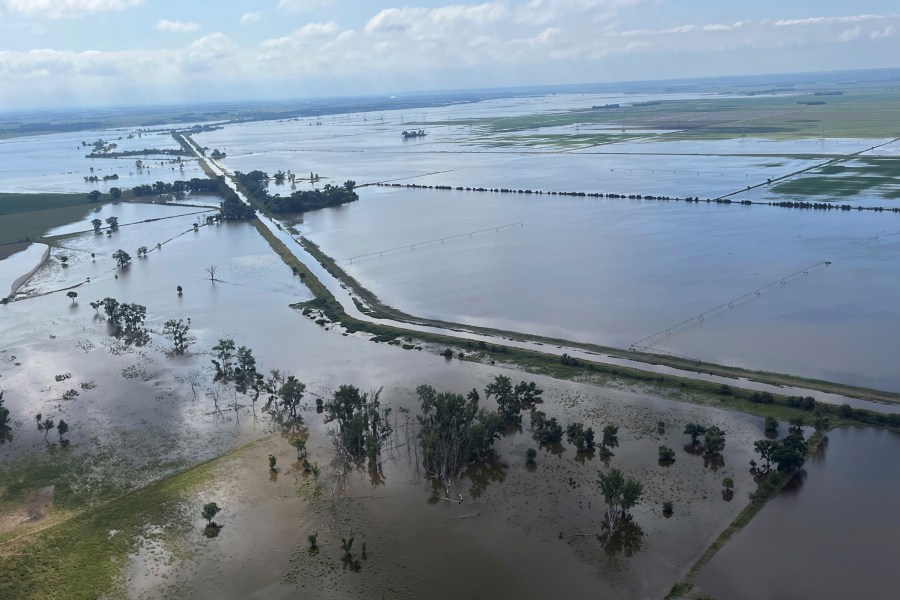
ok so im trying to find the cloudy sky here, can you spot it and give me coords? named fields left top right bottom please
left=1, top=0, right=898, bottom=108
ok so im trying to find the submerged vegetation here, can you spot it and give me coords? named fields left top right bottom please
left=235, top=170, right=358, bottom=214
left=5, top=84, right=900, bottom=600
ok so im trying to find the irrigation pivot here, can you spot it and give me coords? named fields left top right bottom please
left=630, top=260, right=831, bottom=352
left=342, top=223, right=524, bottom=264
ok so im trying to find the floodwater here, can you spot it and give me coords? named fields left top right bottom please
left=0, top=127, right=206, bottom=194
left=3, top=91, right=900, bottom=597
left=1, top=202, right=763, bottom=598
left=187, top=91, right=900, bottom=391
left=301, top=186, right=900, bottom=391
left=696, top=427, right=900, bottom=600
left=0, top=242, right=47, bottom=295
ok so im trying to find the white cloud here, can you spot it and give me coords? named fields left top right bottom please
left=838, top=26, right=862, bottom=42
left=775, top=14, right=885, bottom=27
left=240, top=11, right=262, bottom=25
left=187, top=33, right=236, bottom=62
left=156, top=20, right=200, bottom=34
left=704, top=21, right=748, bottom=32
left=0, top=0, right=143, bottom=19
left=1, top=1, right=900, bottom=108
left=871, top=25, right=897, bottom=39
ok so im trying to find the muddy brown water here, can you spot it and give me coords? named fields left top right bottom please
left=1, top=204, right=769, bottom=598
left=3, top=201, right=898, bottom=599
left=695, top=426, right=900, bottom=600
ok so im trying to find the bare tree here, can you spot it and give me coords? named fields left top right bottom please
left=205, top=265, right=218, bottom=281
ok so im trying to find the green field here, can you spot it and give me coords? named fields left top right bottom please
left=771, top=157, right=900, bottom=198
left=417, top=90, right=900, bottom=143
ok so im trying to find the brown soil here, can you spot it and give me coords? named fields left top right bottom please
left=0, top=485, right=54, bottom=535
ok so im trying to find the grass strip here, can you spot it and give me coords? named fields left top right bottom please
left=0, top=441, right=255, bottom=600
left=665, top=432, right=826, bottom=599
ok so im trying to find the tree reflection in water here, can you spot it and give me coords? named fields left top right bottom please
left=597, top=517, right=644, bottom=559
left=466, top=457, right=508, bottom=499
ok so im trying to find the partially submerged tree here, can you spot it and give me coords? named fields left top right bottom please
left=601, top=424, right=619, bottom=449
left=658, top=446, right=675, bottom=463
left=684, top=423, right=707, bottom=445
left=163, top=319, right=193, bottom=355
left=211, top=338, right=236, bottom=383
left=35, top=413, right=55, bottom=440
left=703, top=425, right=726, bottom=456
left=206, top=265, right=218, bottom=281
left=325, top=385, right=393, bottom=462
left=234, top=346, right=263, bottom=405
left=566, top=422, right=596, bottom=452
left=112, top=249, right=131, bottom=268
left=484, top=375, right=543, bottom=425
left=57, top=419, right=69, bottom=443
left=291, top=437, right=307, bottom=460
left=67, top=291, right=78, bottom=305
left=597, top=468, right=643, bottom=531
left=416, top=384, right=503, bottom=493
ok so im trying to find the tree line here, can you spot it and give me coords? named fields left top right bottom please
left=375, top=182, right=900, bottom=214
left=234, top=170, right=358, bottom=214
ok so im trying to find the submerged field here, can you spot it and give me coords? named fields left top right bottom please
left=3, top=84, right=900, bottom=599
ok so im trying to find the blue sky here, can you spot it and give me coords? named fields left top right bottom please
left=0, top=0, right=898, bottom=108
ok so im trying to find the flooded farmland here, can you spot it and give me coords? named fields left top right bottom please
left=696, top=427, right=900, bottom=600
left=3, top=86, right=900, bottom=600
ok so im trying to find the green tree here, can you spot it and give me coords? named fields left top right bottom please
left=566, top=422, right=596, bottom=451
left=268, top=454, right=277, bottom=470
left=106, top=216, right=119, bottom=231
left=291, top=437, right=307, bottom=459
left=485, top=375, right=543, bottom=425
left=116, top=303, right=147, bottom=343
left=753, top=439, right=779, bottom=473
left=163, top=319, right=192, bottom=355
left=211, top=338, right=236, bottom=383
left=100, top=297, right=120, bottom=321
left=764, top=416, right=779, bottom=434
left=658, top=446, right=675, bottom=462
left=597, top=468, right=643, bottom=531
left=110, top=187, right=122, bottom=200
left=91, top=218, right=103, bottom=234
left=57, top=419, right=69, bottom=442
left=537, top=417, right=563, bottom=444
left=67, top=291, right=78, bottom=304
left=601, top=424, right=619, bottom=448
left=112, top=249, right=131, bottom=268
left=276, top=375, right=306, bottom=421
left=773, top=433, right=807, bottom=473
left=683, top=423, right=707, bottom=444
left=234, top=346, right=263, bottom=404
left=325, top=385, right=392, bottom=460
left=202, top=502, right=221, bottom=526
left=703, top=425, right=726, bottom=456
left=416, top=384, right=503, bottom=487
left=87, top=190, right=102, bottom=202
left=35, top=413, right=55, bottom=440
left=525, top=448, right=537, bottom=465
